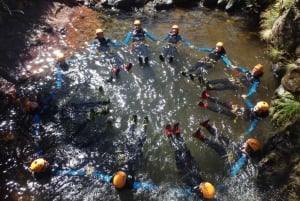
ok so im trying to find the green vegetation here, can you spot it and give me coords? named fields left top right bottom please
left=259, top=0, right=295, bottom=41
left=271, top=91, right=300, bottom=128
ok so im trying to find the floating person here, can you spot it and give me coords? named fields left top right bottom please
left=198, top=90, right=269, bottom=136
left=158, top=24, right=193, bottom=63
left=205, top=63, right=264, bottom=98
left=111, top=115, right=149, bottom=190
left=164, top=122, right=216, bottom=200
left=181, top=41, right=232, bottom=84
left=123, top=19, right=158, bottom=65
left=193, top=120, right=262, bottom=177
left=89, top=28, right=132, bottom=82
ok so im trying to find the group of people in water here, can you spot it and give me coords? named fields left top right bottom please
left=22, top=19, right=272, bottom=200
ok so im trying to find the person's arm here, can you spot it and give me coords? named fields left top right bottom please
left=144, top=30, right=158, bottom=42
left=193, top=46, right=212, bottom=52
left=160, top=35, right=169, bottom=42
left=123, top=32, right=132, bottom=45
left=244, top=118, right=259, bottom=136
left=229, top=155, right=248, bottom=177
left=88, top=39, right=99, bottom=56
left=179, top=36, right=191, bottom=47
left=243, top=98, right=254, bottom=109
left=108, top=38, right=124, bottom=47
left=245, top=80, right=260, bottom=98
left=221, top=55, right=232, bottom=68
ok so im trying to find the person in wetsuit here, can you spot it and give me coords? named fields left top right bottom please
left=90, top=28, right=132, bottom=82
left=158, top=24, right=193, bottom=63
left=198, top=90, right=269, bottom=136
left=181, top=42, right=232, bottom=84
left=123, top=19, right=158, bottom=65
left=205, top=63, right=264, bottom=98
left=164, top=122, right=216, bottom=200
left=193, top=120, right=262, bottom=177
left=111, top=115, right=149, bottom=190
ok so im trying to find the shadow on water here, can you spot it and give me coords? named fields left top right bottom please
left=1, top=6, right=281, bottom=201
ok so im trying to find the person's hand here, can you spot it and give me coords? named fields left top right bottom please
left=189, top=45, right=194, bottom=49
left=231, top=65, right=237, bottom=69
left=241, top=94, right=247, bottom=99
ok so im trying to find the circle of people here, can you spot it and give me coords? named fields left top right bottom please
left=26, top=19, right=270, bottom=200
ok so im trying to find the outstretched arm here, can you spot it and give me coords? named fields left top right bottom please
left=229, top=155, right=247, bottom=177
left=193, top=46, right=212, bottom=52
left=221, top=55, right=232, bottom=67
left=108, top=38, right=124, bottom=47
left=246, top=80, right=260, bottom=98
left=145, top=30, right=158, bottom=42
left=179, top=36, right=192, bottom=47
left=123, top=32, right=133, bottom=45
left=244, top=118, right=259, bottom=136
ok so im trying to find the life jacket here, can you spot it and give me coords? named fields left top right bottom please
left=249, top=108, right=269, bottom=120
left=208, top=47, right=226, bottom=62
left=167, top=32, right=181, bottom=44
left=240, top=71, right=263, bottom=87
left=132, top=29, right=146, bottom=42
left=95, top=36, right=110, bottom=48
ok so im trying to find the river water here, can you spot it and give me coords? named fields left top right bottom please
left=1, top=7, right=280, bottom=201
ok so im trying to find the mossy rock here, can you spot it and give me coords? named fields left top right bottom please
left=282, top=66, right=300, bottom=93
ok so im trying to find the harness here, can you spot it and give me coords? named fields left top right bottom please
left=132, top=29, right=146, bottom=42
left=208, top=47, right=225, bottom=62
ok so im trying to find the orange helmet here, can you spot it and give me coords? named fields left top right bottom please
left=255, top=101, right=269, bottom=112
left=199, top=182, right=216, bottom=199
left=246, top=138, right=261, bottom=152
left=172, top=24, right=179, bottom=30
left=253, top=64, right=263, bottom=72
left=133, top=20, right=141, bottom=25
left=216, top=41, right=224, bottom=47
left=112, top=171, right=127, bottom=189
left=56, top=52, right=65, bottom=62
left=95, top=28, right=103, bottom=34
left=30, top=158, right=49, bottom=173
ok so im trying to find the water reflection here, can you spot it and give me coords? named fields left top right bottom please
left=1, top=8, right=278, bottom=201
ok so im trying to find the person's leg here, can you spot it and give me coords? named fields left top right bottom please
left=192, top=127, right=227, bottom=157
left=140, top=44, right=149, bottom=64
left=198, top=92, right=236, bottom=118
left=200, top=120, right=230, bottom=146
left=206, top=78, right=237, bottom=91
left=168, top=46, right=177, bottom=63
left=165, top=124, right=179, bottom=150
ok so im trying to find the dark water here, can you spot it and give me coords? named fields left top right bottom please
left=1, top=8, right=280, bottom=201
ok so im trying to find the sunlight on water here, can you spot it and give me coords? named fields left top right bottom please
left=0, top=7, right=281, bottom=201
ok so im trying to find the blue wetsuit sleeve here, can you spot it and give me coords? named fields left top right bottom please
left=244, top=98, right=254, bottom=109
left=108, top=38, right=123, bottom=47
left=221, top=55, right=232, bottom=67
left=145, top=31, right=158, bottom=42
left=193, top=47, right=211, bottom=52
left=123, top=32, right=132, bottom=45
left=161, top=35, right=169, bottom=42
left=246, top=80, right=260, bottom=97
left=179, top=36, right=191, bottom=47
left=229, top=155, right=247, bottom=177
left=244, top=118, right=259, bottom=136
left=236, top=66, right=248, bottom=73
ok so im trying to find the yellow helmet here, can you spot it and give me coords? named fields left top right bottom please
left=96, top=28, right=103, bottom=34
left=56, top=52, right=65, bottom=61
left=216, top=42, right=224, bottom=47
left=255, top=101, right=269, bottom=112
left=246, top=138, right=261, bottom=152
left=253, top=63, right=263, bottom=72
left=199, top=182, right=216, bottom=199
left=112, top=171, right=127, bottom=189
left=30, top=158, right=48, bottom=173
left=133, top=20, right=141, bottom=25
left=172, top=24, right=179, bottom=29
